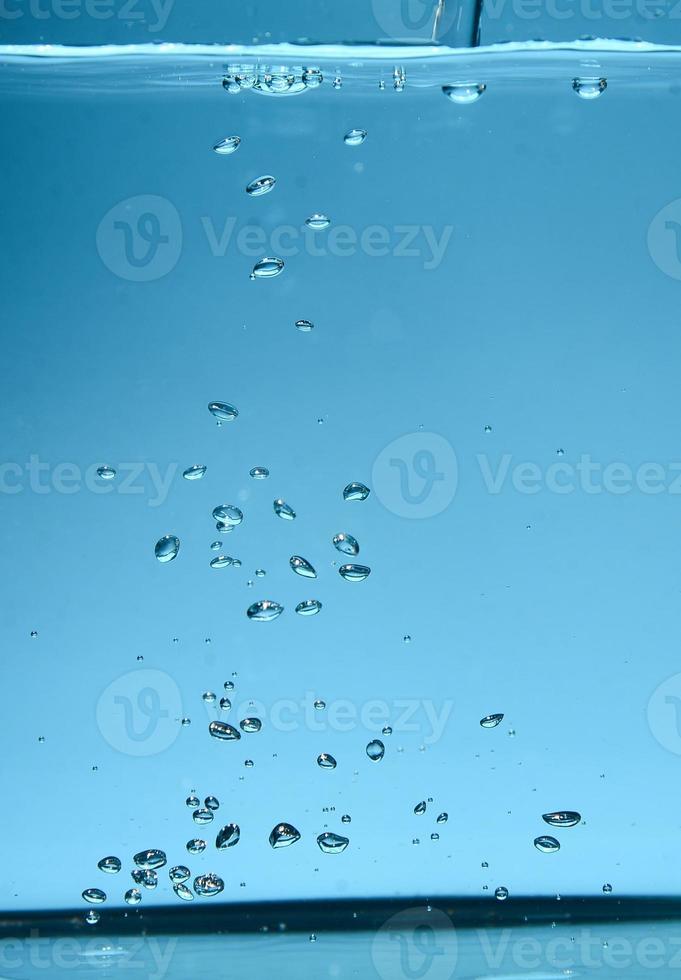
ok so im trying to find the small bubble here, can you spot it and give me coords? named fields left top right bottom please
left=542, top=811, right=581, bottom=828
left=269, top=823, right=301, bottom=848
left=85, top=910, right=100, bottom=925
left=366, top=739, right=385, bottom=762
left=220, top=697, right=231, bottom=710
left=295, top=319, right=314, bottom=332
left=382, top=726, right=392, bottom=735
left=480, top=713, right=504, bottom=729
left=333, top=532, right=359, bottom=556
left=209, top=720, right=241, bottom=741
left=240, top=717, right=263, bottom=733
left=305, top=214, right=330, bottom=230
left=174, top=883, right=194, bottom=902
left=534, top=836, right=561, bottom=854
left=603, top=883, right=613, bottom=894
left=442, top=82, right=486, bottom=104
left=290, top=555, right=317, bottom=578
left=246, top=175, right=276, bottom=197
left=169, top=866, right=190, bottom=883
left=495, top=886, right=509, bottom=901
left=314, top=699, right=326, bottom=710
left=208, top=401, right=239, bottom=422
left=186, top=839, right=206, bottom=854
left=339, top=564, right=371, bottom=582
left=343, top=482, right=370, bottom=501
left=212, top=504, right=243, bottom=527
left=317, top=753, right=337, bottom=769
left=97, top=856, right=121, bottom=875
left=131, top=869, right=158, bottom=889
left=96, top=465, right=116, bottom=480
left=213, top=135, right=241, bottom=155
left=82, top=888, right=106, bottom=905
left=250, top=466, right=270, bottom=479
left=202, top=692, right=217, bottom=703
left=251, top=257, right=285, bottom=279
left=216, top=823, right=241, bottom=849
left=224, top=681, right=235, bottom=692
left=273, top=499, right=296, bottom=521
left=296, top=599, right=322, bottom=616
left=344, top=128, right=367, bottom=146
left=247, top=600, right=284, bottom=622
left=194, top=873, right=224, bottom=897
left=186, top=795, right=200, bottom=808
left=183, top=464, right=207, bottom=481
left=124, top=889, right=141, bottom=906
left=437, top=812, right=448, bottom=824
left=133, top=849, right=166, bottom=870
left=193, top=808, right=214, bottom=825
left=181, top=717, right=191, bottom=727
left=317, top=832, right=349, bottom=854
left=30, top=630, right=38, bottom=637
left=155, top=535, right=180, bottom=564
left=210, top=541, right=222, bottom=551
left=573, top=77, right=607, bottom=99
left=341, top=814, right=351, bottom=824
left=431, top=833, right=440, bottom=841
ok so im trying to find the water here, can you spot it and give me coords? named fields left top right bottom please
left=2, top=32, right=681, bottom=948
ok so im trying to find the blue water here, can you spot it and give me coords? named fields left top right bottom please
left=3, top=34, right=681, bottom=944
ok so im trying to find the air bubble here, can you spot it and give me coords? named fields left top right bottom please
left=124, top=889, right=141, bottom=906
left=169, top=866, right=190, bottom=883
left=213, top=136, right=241, bottom=155
left=208, top=401, right=238, bottom=422
left=366, top=739, right=385, bottom=762
left=573, top=77, right=607, bottom=99
left=250, top=466, right=269, bottom=479
left=317, top=753, right=337, bottom=769
left=210, top=555, right=232, bottom=569
left=247, top=600, right=284, bottom=622
left=442, top=83, right=486, bottom=104
left=251, top=257, right=285, bottom=279
left=273, top=499, right=296, bottom=520
left=82, top=888, right=106, bottom=905
left=290, top=556, right=317, bottom=578
left=296, top=599, right=322, bottom=616
left=174, top=883, right=194, bottom=902
left=333, top=532, right=359, bottom=556
left=155, top=535, right=179, bottom=564
left=480, top=714, right=504, bottom=729
left=216, top=823, right=241, bottom=849
left=344, top=129, right=367, bottom=146
left=96, top=466, right=116, bottom=480
left=295, top=319, right=314, bottom=332
left=305, top=214, right=330, bottom=230
left=240, top=717, right=262, bottom=733
left=269, top=823, right=301, bottom=848
left=193, top=808, right=214, bottom=825
left=246, top=175, right=276, bottom=197
left=209, top=720, right=241, bottom=740
left=534, top=836, right=561, bottom=853
left=97, top=856, right=121, bottom=874
left=542, top=811, right=581, bottom=828
left=194, top=873, right=224, bottom=897
left=133, top=849, right=166, bottom=870
left=317, top=832, right=349, bottom=854
left=343, top=482, right=370, bottom=501
left=186, top=839, right=206, bottom=854
left=339, top=564, right=371, bottom=582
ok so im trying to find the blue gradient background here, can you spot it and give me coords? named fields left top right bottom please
left=2, top=36, right=681, bottom=915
